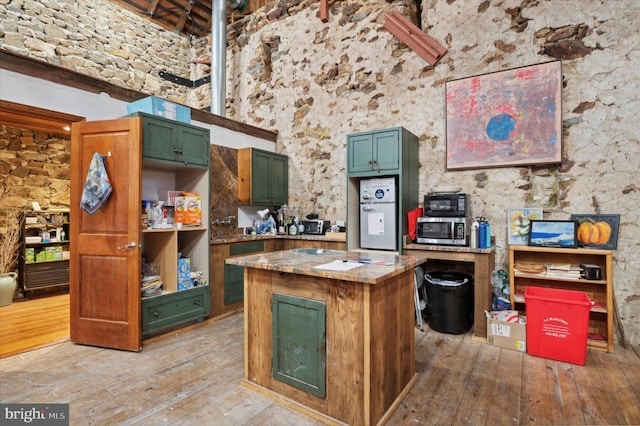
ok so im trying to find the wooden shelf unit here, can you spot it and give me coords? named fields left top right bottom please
left=509, top=245, right=613, bottom=352
left=19, top=209, right=70, bottom=296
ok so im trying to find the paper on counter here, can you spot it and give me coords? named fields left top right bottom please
left=314, top=260, right=364, bottom=271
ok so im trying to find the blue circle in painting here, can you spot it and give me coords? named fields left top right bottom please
left=486, top=114, right=517, bottom=141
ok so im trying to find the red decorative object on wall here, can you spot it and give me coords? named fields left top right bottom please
left=383, top=11, right=447, bottom=66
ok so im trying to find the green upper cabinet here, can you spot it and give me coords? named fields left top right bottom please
left=238, top=148, right=288, bottom=206
left=347, top=128, right=402, bottom=175
left=129, top=112, right=210, bottom=168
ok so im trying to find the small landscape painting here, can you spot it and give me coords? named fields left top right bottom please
left=507, top=207, right=543, bottom=245
left=445, top=61, right=562, bottom=170
left=527, top=220, right=577, bottom=248
left=570, top=214, right=620, bottom=250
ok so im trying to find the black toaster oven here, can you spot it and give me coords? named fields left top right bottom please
left=301, top=219, right=330, bottom=235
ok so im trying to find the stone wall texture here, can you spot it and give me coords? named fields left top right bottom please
left=1, top=0, right=639, bottom=345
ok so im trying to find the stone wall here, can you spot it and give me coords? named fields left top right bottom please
left=0, top=126, right=70, bottom=208
left=1, top=0, right=192, bottom=103
left=0, top=125, right=70, bottom=230
left=220, top=0, right=640, bottom=345
left=1, top=0, right=638, bottom=344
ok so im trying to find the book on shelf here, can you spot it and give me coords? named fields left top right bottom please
left=544, top=263, right=581, bottom=278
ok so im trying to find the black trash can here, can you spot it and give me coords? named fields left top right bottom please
left=425, top=271, right=474, bottom=334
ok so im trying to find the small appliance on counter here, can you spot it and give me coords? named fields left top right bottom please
left=416, top=216, right=470, bottom=246
left=423, top=192, right=468, bottom=217
left=416, top=192, right=470, bottom=246
left=300, top=219, right=330, bottom=235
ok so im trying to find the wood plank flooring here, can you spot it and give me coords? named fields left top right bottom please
left=0, top=292, right=70, bottom=359
left=1, top=300, right=639, bottom=425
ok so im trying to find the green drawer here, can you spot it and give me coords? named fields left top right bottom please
left=142, top=286, right=210, bottom=337
left=230, top=240, right=265, bottom=256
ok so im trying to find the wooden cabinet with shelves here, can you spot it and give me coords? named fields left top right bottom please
left=509, top=245, right=613, bottom=352
left=19, top=209, right=70, bottom=296
left=238, top=148, right=288, bottom=206
left=70, top=116, right=211, bottom=351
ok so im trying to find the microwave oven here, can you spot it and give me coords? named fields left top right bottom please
left=416, top=217, right=470, bottom=246
left=424, top=193, right=469, bottom=217
left=301, top=219, right=330, bottom=235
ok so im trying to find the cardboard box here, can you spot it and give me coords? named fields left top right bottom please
left=178, top=257, right=191, bottom=279
left=53, top=246, right=63, bottom=260
left=126, top=96, right=191, bottom=123
left=45, top=246, right=56, bottom=261
left=25, top=248, right=35, bottom=263
left=178, top=278, right=194, bottom=291
left=487, top=315, right=527, bottom=352
left=174, top=193, right=202, bottom=226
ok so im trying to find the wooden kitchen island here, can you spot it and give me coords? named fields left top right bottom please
left=226, top=248, right=427, bottom=426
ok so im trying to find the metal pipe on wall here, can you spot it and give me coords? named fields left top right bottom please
left=211, top=0, right=226, bottom=116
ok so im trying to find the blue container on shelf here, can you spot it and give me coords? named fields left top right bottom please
left=127, top=96, right=191, bottom=123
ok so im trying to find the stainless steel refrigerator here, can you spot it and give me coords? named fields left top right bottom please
left=359, top=177, right=397, bottom=250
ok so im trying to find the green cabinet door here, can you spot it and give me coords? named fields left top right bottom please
left=347, top=128, right=400, bottom=174
left=269, top=153, right=288, bottom=206
left=223, top=264, right=244, bottom=305
left=348, top=133, right=375, bottom=173
left=224, top=241, right=265, bottom=305
left=372, top=129, right=400, bottom=172
left=272, top=293, right=326, bottom=398
left=251, top=149, right=272, bottom=205
left=131, top=112, right=209, bottom=167
left=141, top=115, right=179, bottom=163
left=250, top=149, right=288, bottom=206
left=177, top=125, right=210, bottom=167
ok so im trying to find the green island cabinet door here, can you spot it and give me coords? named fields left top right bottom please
left=272, top=293, right=326, bottom=398
left=347, top=128, right=400, bottom=174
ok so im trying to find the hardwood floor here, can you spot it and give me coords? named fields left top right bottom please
left=0, top=292, right=70, bottom=359
left=1, top=299, right=639, bottom=425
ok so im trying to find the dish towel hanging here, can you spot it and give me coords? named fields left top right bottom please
left=81, top=152, right=113, bottom=214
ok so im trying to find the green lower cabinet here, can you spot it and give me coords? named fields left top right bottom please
left=224, top=241, right=265, bottom=305
left=223, top=263, right=244, bottom=305
left=141, top=286, right=211, bottom=338
left=272, top=293, right=326, bottom=398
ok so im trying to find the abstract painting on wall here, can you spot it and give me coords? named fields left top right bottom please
left=445, top=61, right=562, bottom=170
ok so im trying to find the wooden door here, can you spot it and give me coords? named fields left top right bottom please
left=70, top=118, right=142, bottom=351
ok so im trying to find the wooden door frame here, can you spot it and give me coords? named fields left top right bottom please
left=0, top=99, right=85, bottom=136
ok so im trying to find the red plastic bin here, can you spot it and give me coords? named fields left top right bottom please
left=524, top=286, right=591, bottom=365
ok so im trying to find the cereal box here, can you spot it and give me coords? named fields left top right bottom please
left=174, top=192, right=202, bottom=226
left=178, top=278, right=194, bottom=291
left=178, top=257, right=191, bottom=279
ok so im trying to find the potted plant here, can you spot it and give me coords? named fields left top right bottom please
left=0, top=208, right=23, bottom=306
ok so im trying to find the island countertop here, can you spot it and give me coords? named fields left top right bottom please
left=225, top=248, right=427, bottom=285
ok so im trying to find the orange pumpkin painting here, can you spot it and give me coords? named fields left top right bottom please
left=571, top=214, right=620, bottom=250
left=577, top=220, right=612, bottom=245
